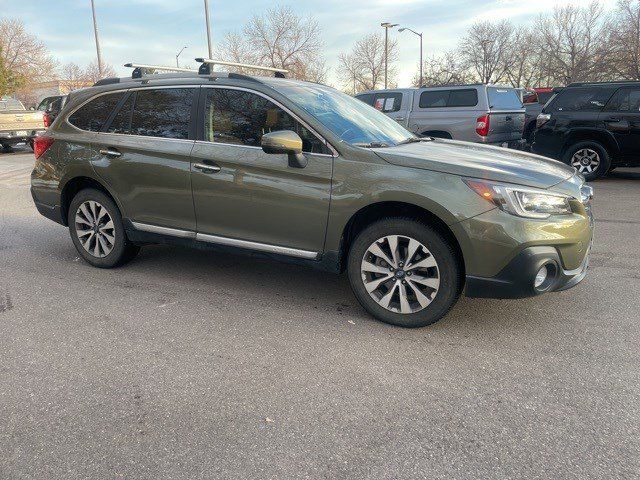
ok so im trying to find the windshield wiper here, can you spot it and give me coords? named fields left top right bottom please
left=352, top=142, right=391, bottom=148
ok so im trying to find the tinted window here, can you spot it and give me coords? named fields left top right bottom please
left=449, top=89, right=479, bottom=107
left=69, top=93, right=124, bottom=132
left=419, top=90, right=449, bottom=108
left=537, top=92, right=554, bottom=105
left=605, top=88, right=640, bottom=112
left=356, top=93, right=375, bottom=106
left=487, top=87, right=522, bottom=110
left=372, top=93, right=403, bottom=112
left=106, top=94, right=134, bottom=134
left=130, top=88, right=193, bottom=139
left=204, top=88, right=331, bottom=155
left=549, top=87, right=616, bottom=113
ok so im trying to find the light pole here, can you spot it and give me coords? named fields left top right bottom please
left=381, top=22, right=398, bottom=89
left=176, top=46, right=187, bottom=67
left=399, top=27, right=423, bottom=87
left=204, top=0, right=213, bottom=58
left=90, top=0, right=103, bottom=77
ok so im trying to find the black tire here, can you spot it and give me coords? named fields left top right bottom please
left=68, top=188, right=140, bottom=268
left=563, top=141, right=610, bottom=181
left=1, top=143, right=13, bottom=153
left=347, top=218, right=462, bottom=328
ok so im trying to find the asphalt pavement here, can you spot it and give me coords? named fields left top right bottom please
left=1, top=146, right=638, bottom=479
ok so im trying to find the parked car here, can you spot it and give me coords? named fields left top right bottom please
left=523, top=88, right=560, bottom=144
left=0, top=97, right=46, bottom=151
left=37, top=95, right=67, bottom=127
left=356, top=84, right=526, bottom=147
left=31, top=65, right=594, bottom=328
left=532, top=81, right=640, bottom=180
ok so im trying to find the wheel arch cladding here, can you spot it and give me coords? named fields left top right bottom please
left=562, top=130, right=617, bottom=157
left=338, top=201, right=465, bottom=277
left=60, top=177, right=121, bottom=226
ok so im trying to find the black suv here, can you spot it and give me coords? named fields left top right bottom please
left=532, top=81, right=640, bottom=180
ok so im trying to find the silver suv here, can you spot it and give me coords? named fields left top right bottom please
left=356, top=84, right=525, bottom=146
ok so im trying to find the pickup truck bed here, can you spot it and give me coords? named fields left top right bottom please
left=0, top=98, right=46, bottom=150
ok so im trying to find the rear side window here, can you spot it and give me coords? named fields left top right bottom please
left=372, top=93, right=403, bottom=112
left=69, top=93, right=124, bottom=131
left=129, top=88, right=194, bottom=139
left=548, top=87, right=616, bottom=113
left=487, top=88, right=523, bottom=110
left=605, top=88, right=640, bottom=112
left=419, top=89, right=478, bottom=108
left=203, top=88, right=331, bottom=155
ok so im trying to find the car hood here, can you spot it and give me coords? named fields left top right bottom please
left=373, top=139, right=575, bottom=189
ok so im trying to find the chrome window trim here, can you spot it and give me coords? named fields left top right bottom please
left=65, top=85, right=200, bottom=138
left=200, top=84, right=339, bottom=158
left=131, top=221, right=319, bottom=259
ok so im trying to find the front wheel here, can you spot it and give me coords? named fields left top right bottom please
left=68, top=188, right=140, bottom=268
left=347, top=218, right=462, bottom=328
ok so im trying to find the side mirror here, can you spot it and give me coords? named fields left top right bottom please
left=261, top=130, right=307, bottom=168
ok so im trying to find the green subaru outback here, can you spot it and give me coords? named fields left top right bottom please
left=31, top=62, right=594, bottom=328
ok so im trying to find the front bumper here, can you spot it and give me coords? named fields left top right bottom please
left=465, top=245, right=590, bottom=299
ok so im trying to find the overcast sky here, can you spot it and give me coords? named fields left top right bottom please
left=2, top=0, right=618, bottom=87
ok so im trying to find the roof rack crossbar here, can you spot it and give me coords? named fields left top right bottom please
left=195, top=58, right=288, bottom=78
left=124, top=63, right=198, bottom=79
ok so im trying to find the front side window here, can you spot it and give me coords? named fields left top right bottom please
left=605, top=88, right=640, bottom=112
left=129, top=88, right=193, bottom=139
left=68, top=92, right=124, bottom=132
left=204, top=88, right=331, bottom=155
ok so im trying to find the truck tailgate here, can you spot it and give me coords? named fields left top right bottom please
left=0, top=111, right=45, bottom=132
left=489, top=110, right=525, bottom=140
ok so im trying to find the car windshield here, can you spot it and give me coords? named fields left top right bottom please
left=266, top=81, right=416, bottom=147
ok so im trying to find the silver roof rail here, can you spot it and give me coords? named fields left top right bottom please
left=124, top=63, right=198, bottom=79
left=195, top=58, right=288, bottom=77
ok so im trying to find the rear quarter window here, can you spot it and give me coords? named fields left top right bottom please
left=68, top=92, right=125, bottom=132
left=487, top=88, right=523, bottom=110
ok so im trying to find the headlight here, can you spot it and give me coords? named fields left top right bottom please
left=464, top=179, right=573, bottom=219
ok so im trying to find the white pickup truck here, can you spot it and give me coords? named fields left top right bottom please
left=0, top=97, right=46, bottom=151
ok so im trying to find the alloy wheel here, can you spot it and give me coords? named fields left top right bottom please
left=361, top=235, right=440, bottom=314
left=74, top=200, right=115, bottom=258
left=571, top=148, right=601, bottom=174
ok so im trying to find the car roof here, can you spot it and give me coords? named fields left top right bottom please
left=566, top=81, right=640, bottom=88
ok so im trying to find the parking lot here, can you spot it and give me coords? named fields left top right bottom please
left=0, top=145, right=638, bottom=479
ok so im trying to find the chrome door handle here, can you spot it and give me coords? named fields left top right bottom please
left=193, top=163, right=221, bottom=174
left=99, top=148, right=122, bottom=158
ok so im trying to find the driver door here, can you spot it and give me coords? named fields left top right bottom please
left=190, top=87, right=334, bottom=255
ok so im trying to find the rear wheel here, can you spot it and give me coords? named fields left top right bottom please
left=347, top=218, right=462, bottom=328
left=68, top=189, right=139, bottom=268
left=563, top=141, right=610, bottom=181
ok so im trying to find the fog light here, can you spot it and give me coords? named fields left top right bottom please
left=534, top=265, right=548, bottom=288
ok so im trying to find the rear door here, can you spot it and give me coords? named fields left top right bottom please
left=89, top=87, right=198, bottom=231
left=190, top=86, right=333, bottom=254
left=601, top=87, right=640, bottom=163
left=486, top=87, right=525, bottom=144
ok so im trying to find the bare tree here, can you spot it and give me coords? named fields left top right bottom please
left=503, top=27, right=542, bottom=88
left=413, top=53, right=471, bottom=87
left=218, top=6, right=327, bottom=82
left=535, top=2, right=612, bottom=85
left=59, top=61, right=116, bottom=92
left=608, top=0, right=640, bottom=80
left=0, top=18, right=57, bottom=91
left=338, top=33, right=397, bottom=92
left=459, top=20, right=514, bottom=84
left=0, top=48, right=25, bottom=97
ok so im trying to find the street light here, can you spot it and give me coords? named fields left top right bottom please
left=381, top=22, right=398, bottom=89
left=176, top=46, right=187, bottom=67
left=399, top=27, right=423, bottom=87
